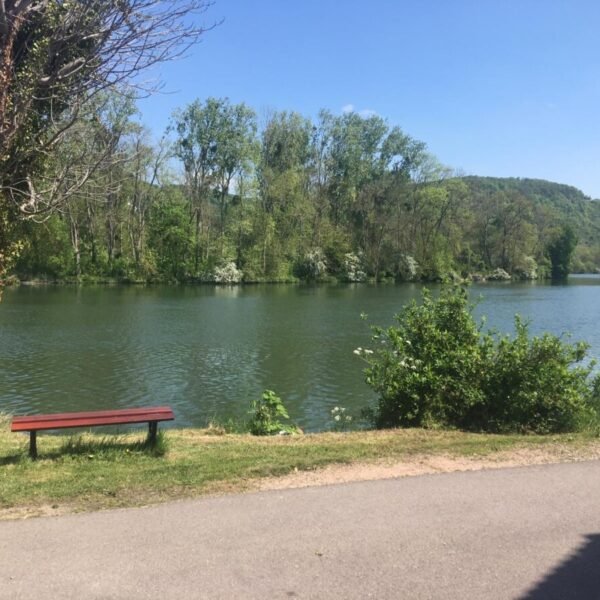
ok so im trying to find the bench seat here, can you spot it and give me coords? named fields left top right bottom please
left=11, top=406, right=175, bottom=458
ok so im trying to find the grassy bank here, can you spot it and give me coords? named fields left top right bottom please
left=2, top=414, right=600, bottom=519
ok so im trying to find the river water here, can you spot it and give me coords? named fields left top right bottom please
left=1, top=276, right=599, bottom=431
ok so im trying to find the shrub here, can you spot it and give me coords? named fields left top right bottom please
left=248, top=390, right=300, bottom=435
left=213, top=261, right=243, bottom=283
left=396, top=254, right=419, bottom=281
left=359, top=286, right=598, bottom=433
left=477, top=318, right=596, bottom=433
left=294, top=248, right=328, bottom=281
left=342, top=253, right=367, bottom=282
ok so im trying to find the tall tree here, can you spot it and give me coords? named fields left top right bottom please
left=213, top=103, right=258, bottom=257
left=259, top=111, right=312, bottom=276
left=173, top=97, right=257, bottom=271
left=127, top=132, right=168, bottom=269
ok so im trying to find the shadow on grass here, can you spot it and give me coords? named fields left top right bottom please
left=1, top=431, right=167, bottom=464
left=0, top=454, right=24, bottom=466
left=520, top=533, right=600, bottom=599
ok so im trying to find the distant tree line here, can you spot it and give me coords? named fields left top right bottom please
left=8, top=94, right=598, bottom=283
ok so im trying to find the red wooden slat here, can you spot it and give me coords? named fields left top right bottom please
left=12, top=406, right=172, bottom=425
left=11, top=407, right=174, bottom=432
left=11, top=406, right=173, bottom=426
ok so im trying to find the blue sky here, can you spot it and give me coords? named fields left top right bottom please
left=138, top=0, right=600, bottom=197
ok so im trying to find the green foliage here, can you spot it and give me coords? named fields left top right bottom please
left=547, top=224, right=578, bottom=280
left=15, top=216, right=72, bottom=278
left=248, top=390, right=299, bottom=436
left=480, top=318, right=595, bottom=433
left=9, top=90, right=600, bottom=284
left=361, top=287, right=598, bottom=434
left=147, top=193, right=194, bottom=280
left=0, top=1, right=206, bottom=280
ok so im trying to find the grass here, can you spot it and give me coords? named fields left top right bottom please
left=2, top=412, right=600, bottom=518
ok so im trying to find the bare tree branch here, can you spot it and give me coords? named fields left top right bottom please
left=0, top=0, right=217, bottom=219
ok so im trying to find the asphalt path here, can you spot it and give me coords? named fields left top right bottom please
left=2, top=461, right=600, bottom=599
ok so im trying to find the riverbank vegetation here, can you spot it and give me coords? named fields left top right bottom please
left=5, top=94, right=600, bottom=285
left=360, top=287, right=600, bottom=433
left=3, top=413, right=600, bottom=518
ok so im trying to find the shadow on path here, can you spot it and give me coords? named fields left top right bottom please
left=520, top=533, right=600, bottom=599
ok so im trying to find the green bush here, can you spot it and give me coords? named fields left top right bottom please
left=248, top=390, right=300, bottom=435
left=360, top=286, right=598, bottom=433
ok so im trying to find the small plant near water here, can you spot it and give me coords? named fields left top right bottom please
left=358, top=286, right=600, bottom=434
left=248, top=390, right=301, bottom=435
left=330, top=406, right=354, bottom=432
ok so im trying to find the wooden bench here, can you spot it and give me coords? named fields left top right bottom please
left=11, top=406, right=175, bottom=458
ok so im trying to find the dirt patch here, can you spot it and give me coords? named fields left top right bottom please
left=0, top=503, right=73, bottom=520
left=254, top=445, right=600, bottom=491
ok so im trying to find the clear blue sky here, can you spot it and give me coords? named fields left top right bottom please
left=138, top=0, right=600, bottom=197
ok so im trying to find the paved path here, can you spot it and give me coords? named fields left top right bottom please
left=2, top=461, right=600, bottom=599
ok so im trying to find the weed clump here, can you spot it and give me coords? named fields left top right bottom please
left=248, top=390, right=301, bottom=435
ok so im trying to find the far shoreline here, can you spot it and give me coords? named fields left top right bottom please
left=5, top=272, right=600, bottom=289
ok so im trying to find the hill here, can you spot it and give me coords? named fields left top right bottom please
left=457, top=176, right=600, bottom=273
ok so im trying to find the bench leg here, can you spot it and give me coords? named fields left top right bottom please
left=29, top=431, right=37, bottom=459
left=148, top=421, right=158, bottom=445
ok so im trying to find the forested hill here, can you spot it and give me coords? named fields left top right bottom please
left=459, top=176, right=600, bottom=252
left=462, top=176, right=593, bottom=203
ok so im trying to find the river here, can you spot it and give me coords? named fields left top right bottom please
left=1, top=276, right=599, bottom=432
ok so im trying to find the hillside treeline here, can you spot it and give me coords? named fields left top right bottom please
left=11, top=94, right=600, bottom=283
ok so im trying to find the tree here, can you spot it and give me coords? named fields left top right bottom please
left=0, top=0, right=214, bottom=277
left=258, top=111, right=312, bottom=277
left=126, top=131, right=168, bottom=270
left=547, top=224, right=577, bottom=280
left=42, top=91, right=138, bottom=277
left=172, top=97, right=257, bottom=272
left=212, top=103, right=258, bottom=257
left=148, top=186, right=194, bottom=280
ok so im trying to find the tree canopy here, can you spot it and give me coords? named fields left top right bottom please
left=8, top=95, right=600, bottom=285
left=0, top=0, right=213, bottom=277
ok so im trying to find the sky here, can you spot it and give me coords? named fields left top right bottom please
left=138, top=0, right=600, bottom=198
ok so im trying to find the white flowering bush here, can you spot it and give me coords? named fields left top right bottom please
left=295, top=248, right=328, bottom=280
left=343, top=252, right=367, bottom=282
left=397, top=254, right=419, bottom=281
left=213, top=261, right=243, bottom=283
left=514, top=256, right=538, bottom=280
left=330, top=406, right=353, bottom=432
left=487, top=268, right=511, bottom=281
